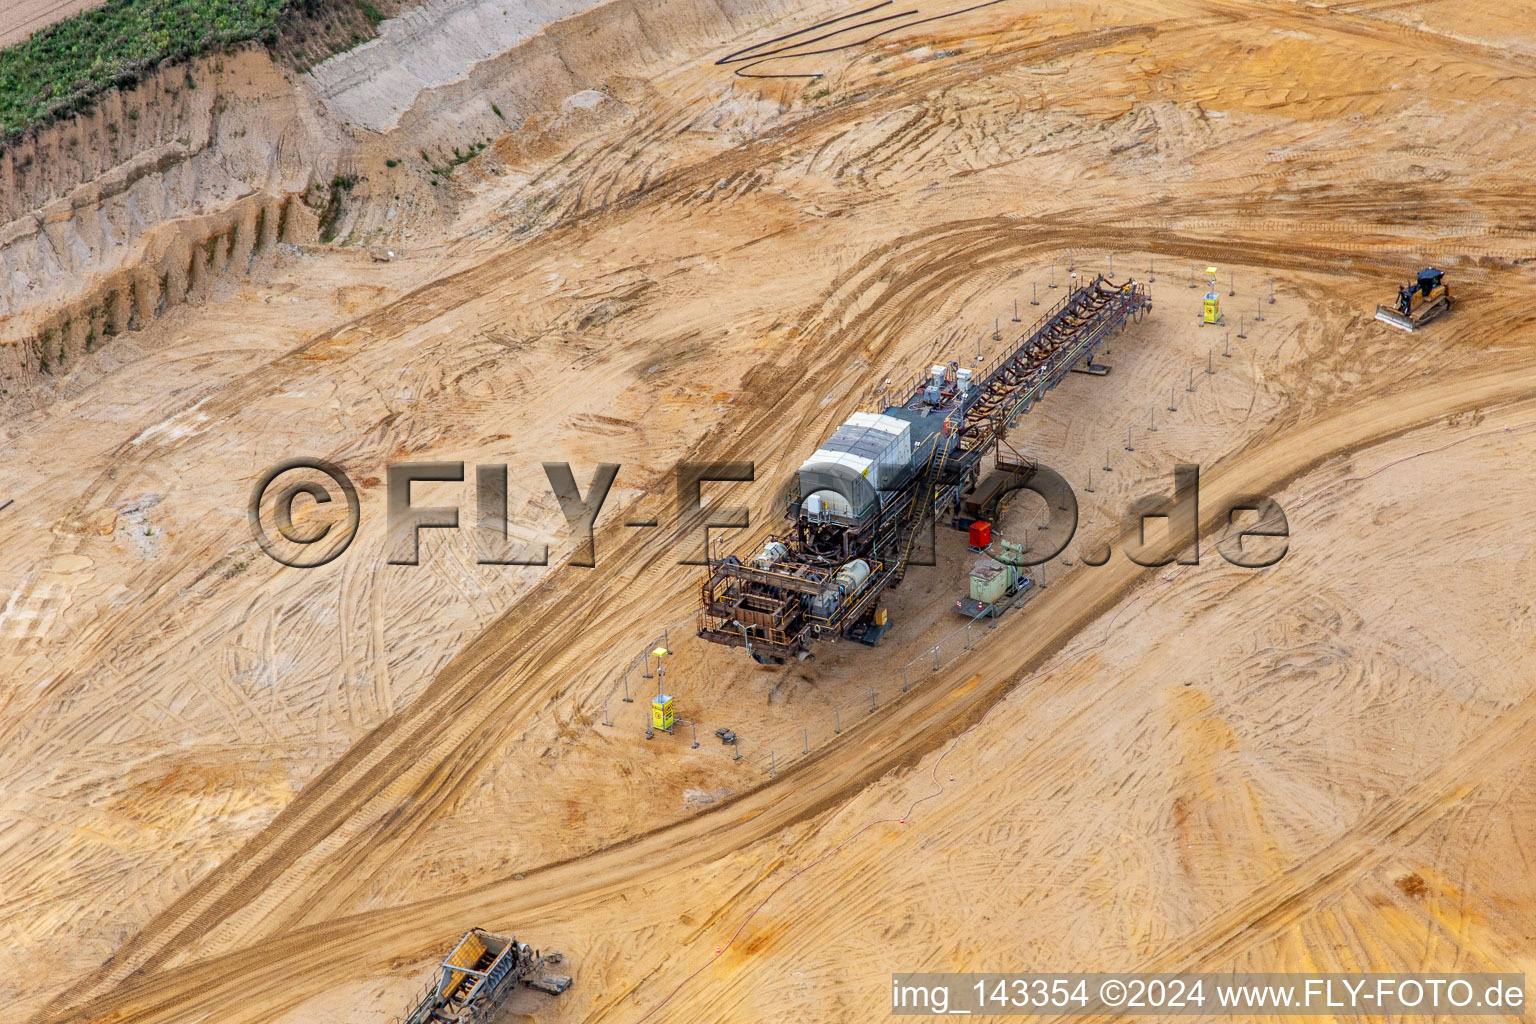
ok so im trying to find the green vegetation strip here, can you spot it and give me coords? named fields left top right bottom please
left=0, top=0, right=297, bottom=138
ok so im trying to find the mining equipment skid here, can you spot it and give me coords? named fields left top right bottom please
left=399, top=929, right=569, bottom=1024
left=698, top=275, right=1151, bottom=661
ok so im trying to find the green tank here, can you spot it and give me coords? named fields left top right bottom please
left=969, top=539, right=1025, bottom=604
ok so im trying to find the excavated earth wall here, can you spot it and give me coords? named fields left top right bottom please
left=0, top=0, right=810, bottom=408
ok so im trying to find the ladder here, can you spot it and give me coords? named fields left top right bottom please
left=889, top=427, right=952, bottom=585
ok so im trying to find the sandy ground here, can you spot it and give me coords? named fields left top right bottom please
left=3, top=0, right=1535, bottom=1022
left=0, top=0, right=104, bottom=47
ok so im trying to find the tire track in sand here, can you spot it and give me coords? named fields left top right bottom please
left=38, top=216, right=1080, bottom=1009
left=39, top=340, right=1536, bottom=1024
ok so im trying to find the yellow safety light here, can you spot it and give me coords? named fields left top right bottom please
left=652, top=646, right=669, bottom=658
left=651, top=692, right=675, bottom=732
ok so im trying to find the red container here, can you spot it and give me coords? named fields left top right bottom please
left=968, top=520, right=991, bottom=548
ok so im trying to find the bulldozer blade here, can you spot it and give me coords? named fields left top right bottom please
left=1374, top=305, right=1417, bottom=331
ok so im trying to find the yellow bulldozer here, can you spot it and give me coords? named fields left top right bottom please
left=1375, top=267, right=1452, bottom=331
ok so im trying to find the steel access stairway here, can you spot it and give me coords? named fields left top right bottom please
left=888, top=430, right=952, bottom=586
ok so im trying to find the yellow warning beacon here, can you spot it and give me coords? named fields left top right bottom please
left=1202, top=266, right=1223, bottom=325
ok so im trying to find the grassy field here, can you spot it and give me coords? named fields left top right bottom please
left=0, top=0, right=395, bottom=139
left=0, top=0, right=291, bottom=136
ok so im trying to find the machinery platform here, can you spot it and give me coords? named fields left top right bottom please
left=525, top=974, right=573, bottom=995
left=845, top=619, right=892, bottom=646
left=699, top=275, right=1150, bottom=659
left=955, top=578, right=1034, bottom=619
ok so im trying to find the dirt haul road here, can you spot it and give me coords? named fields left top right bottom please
left=32, top=218, right=1526, bottom=1015
left=0, top=1, right=106, bottom=46
left=5, top=0, right=1536, bottom=1021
